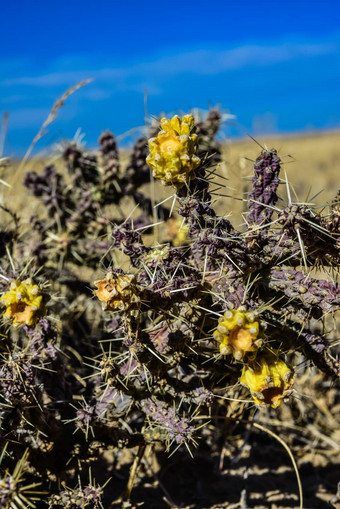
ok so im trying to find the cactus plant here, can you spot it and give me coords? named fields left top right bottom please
left=0, top=107, right=337, bottom=507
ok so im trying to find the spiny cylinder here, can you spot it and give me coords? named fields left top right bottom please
left=248, top=148, right=281, bottom=225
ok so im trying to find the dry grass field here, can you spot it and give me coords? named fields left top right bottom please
left=3, top=130, right=340, bottom=238
left=5, top=129, right=340, bottom=226
left=215, top=131, right=340, bottom=227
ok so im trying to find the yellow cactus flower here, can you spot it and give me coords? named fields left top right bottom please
left=240, top=351, right=294, bottom=408
left=94, top=271, right=140, bottom=312
left=146, top=115, right=201, bottom=188
left=166, top=218, right=189, bottom=247
left=213, top=307, right=265, bottom=360
left=1, top=279, right=46, bottom=326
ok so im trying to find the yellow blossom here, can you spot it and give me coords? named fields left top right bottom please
left=213, top=307, right=265, bottom=360
left=94, top=271, right=140, bottom=312
left=1, top=279, right=46, bottom=326
left=240, top=351, right=293, bottom=408
left=146, top=115, right=200, bottom=187
left=166, top=218, right=189, bottom=247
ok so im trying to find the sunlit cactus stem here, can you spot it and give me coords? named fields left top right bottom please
left=248, top=148, right=281, bottom=226
left=98, top=131, right=120, bottom=204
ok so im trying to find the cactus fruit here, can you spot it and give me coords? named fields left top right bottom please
left=240, top=351, right=294, bottom=408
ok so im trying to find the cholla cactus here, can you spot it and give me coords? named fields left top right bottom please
left=146, top=115, right=201, bottom=187
left=0, top=447, right=43, bottom=509
left=1, top=279, right=47, bottom=326
left=0, top=104, right=338, bottom=506
left=240, top=351, right=293, bottom=408
left=94, top=270, right=140, bottom=312
left=213, top=307, right=265, bottom=360
left=48, top=482, right=105, bottom=508
left=248, top=148, right=281, bottom=226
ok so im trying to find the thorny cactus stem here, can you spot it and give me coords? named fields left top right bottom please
left=98, top=130, right=120, bottom=179
left=146, top=115, right=201, bottom=187
left=248, top=148, right=281, bottom=226
left=268, top=268, right=340, bottom=317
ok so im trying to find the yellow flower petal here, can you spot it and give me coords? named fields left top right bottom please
left=147, top=115, right=200, bottom=188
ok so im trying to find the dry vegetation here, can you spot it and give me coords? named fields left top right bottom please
left=0, top=117, right=339, bottom=509
left=5, top=130, right=340, bottom=223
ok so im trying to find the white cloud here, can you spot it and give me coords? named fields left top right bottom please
left=1, top=39, right=338, bottom=90
left=129, top=41, right=338, bottom=76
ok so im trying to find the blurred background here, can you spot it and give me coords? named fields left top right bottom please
left=1, top=0, right=340, bottom=155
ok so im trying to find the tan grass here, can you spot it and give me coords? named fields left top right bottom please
left=1, top=130, right=339, bottom=232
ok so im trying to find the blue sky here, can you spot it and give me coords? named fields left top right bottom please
left=2, top=0, right=340, bottom=154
